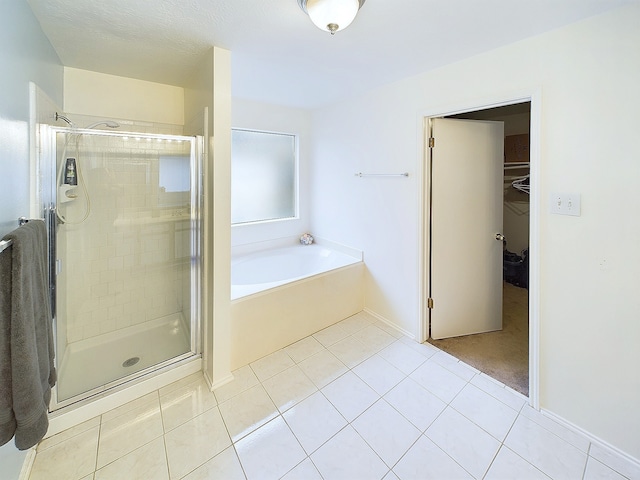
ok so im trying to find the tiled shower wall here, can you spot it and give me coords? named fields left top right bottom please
left=56, top=130, right=194, bottom=344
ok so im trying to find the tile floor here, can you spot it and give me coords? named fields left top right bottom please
left=29, top=312, right=639, bottom=480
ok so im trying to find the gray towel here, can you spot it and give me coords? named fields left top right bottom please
left=0, top=220, right=56, bottom=450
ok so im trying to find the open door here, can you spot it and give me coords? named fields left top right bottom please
left=429, top=118, right=504, bottom=339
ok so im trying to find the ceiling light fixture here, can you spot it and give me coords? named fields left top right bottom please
left=297, top=0, right=366, bottom=35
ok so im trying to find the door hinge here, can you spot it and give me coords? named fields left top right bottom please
left=428, top=137, right=435, bottom=148
left=427, top=297, right=434, bottom=309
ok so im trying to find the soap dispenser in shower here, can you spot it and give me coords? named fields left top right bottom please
left=59, top=157, right=78, bottom=202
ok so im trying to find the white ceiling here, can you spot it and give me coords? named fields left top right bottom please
left=26, top=0, right=634, bottom=109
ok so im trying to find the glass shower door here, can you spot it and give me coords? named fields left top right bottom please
left=49, top=129, right=201, bottom=405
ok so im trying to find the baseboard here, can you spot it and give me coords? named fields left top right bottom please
left=202, top=369, right=214, bottom=390
left=208, top=372, right=234, bottom=392
left=363, top=307, right=415, bottom=340
left=541, top=408, right=640, bottom=472
left=19, top=447, right=36, bottom=480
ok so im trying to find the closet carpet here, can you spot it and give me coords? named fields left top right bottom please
left=428, top=282, right=529, bottom=396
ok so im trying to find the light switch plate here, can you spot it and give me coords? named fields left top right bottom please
left=550, top=192, right=581, bottom=216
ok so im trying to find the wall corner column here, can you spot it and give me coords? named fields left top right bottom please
left=210, top=47, right=232, bottom=384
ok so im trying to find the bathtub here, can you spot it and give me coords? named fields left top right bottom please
left=230, top=239, right=364, bottom=368
left=232, top=243, right=361, bottom=300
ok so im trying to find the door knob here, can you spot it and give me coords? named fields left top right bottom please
left=495, top=233, right=506, bottom=242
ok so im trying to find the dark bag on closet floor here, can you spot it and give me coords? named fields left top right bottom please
left=503, top=249, right=529, bottom=289
left=503, top=250, right=523, bottom=286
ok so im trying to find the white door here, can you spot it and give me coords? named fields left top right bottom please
left=430, top=118, right=505, bottom=339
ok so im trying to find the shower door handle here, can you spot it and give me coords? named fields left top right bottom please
left=47, top=203, right=57, bottom=318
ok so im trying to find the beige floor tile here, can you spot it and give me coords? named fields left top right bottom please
left=283, top=391, right=347, bottom=454
left=37, top=417, right=100, bottom=452
left=213, top=365, right=259, bottom=404
left=311, top=426, right=388, bottom=480
left=250, top=350, right=295, bottom=382
left=371, top=319, right=405, bottom=339
left=31, top=323, right=629, bottom=480
left=218, top=384, right=278, bottom=442
left=384, top=377, right=446, bottom=431
left=284, top=336, right=325, bottom=363
left=160, top=377, right=217, bottom=432
left=94, top=437, right=168, bottom=480
left=181, top=446, right=245, bottom=480
left=451, top=383, right=519, bottom=441
left=328, top=334, right=378, bottom=368
left=100, top=392, right=159, bottom=423
left=393, top=435, right=473, bottom=479
left=378, top=340, right=428, bottom=375
left=262, top=364, right=317, bottom=413
left=298, top=349, right=348, bottom=389
left=471, top=373, right=527, bottom=411
left=337, top=312, right=373, bottom=335
left=281, top=458, right=322, bottom=480
left=321, top=371, right=378, bottom=422
left=164, top=407, right=232, bottom=479
left=313, top=323, right=351, bottom=347
left=583, top=456, right=629, bottom=480
left=97, top=397, right=164, bottom=469
left=352, top=354, right=405, bottom=395
left=351, top=324, right=396, bottom=351
left=588, top=443, right=640, bottom=480
left=158, top=372, right=205, bottom=397
left=235, top=416, right=306, bottom=480
left=485, top=446, right=552, bottom=479
left=426, top=407, right=501, bottom=479
left=504, top=415, right=588, bottom=479
left=353, top=399, right=421, bottom=467
left=29, top=426, right=99, bottom=480
left=410, top=359, right=467, bottom=403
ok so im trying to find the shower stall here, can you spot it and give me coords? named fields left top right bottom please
left=40, top=125, right=202, bottom=408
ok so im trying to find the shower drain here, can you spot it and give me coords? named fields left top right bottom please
left=122, top=357, right=140, bottom=368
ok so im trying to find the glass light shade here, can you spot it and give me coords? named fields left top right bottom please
left=305, top=0, right=360, bottom=34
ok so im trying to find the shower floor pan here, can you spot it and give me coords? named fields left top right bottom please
left=56, top=313, right=191, bottom=402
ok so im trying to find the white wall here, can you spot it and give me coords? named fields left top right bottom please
left=310, top=4, right=640, bottom=460
left=231, top=98, right=312, bottom=247
left=0, top=0, right=63, bottom=476
left=64, top=67, right=184, bottom=126
left=0, top=1, right=63, bottom=237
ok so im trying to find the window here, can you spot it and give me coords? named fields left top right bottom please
left=231, top=129, right=297, bottom=225
left=158, top=154, right=190, bottom=207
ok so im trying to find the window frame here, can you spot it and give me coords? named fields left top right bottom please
left=230, top=127, right=300, bottom=226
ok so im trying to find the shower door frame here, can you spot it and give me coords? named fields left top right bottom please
left=41, top=126, right=203, bottom=411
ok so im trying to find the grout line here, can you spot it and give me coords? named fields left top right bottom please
left=161, top=434, right=172, bottom=480
left=93, top=419, right=102, bottom=477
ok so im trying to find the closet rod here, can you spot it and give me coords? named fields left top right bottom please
left=355, top=172, right=409, bottom=177
left=504, top=162, right=529, bottom=171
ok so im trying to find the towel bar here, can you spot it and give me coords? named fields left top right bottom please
left=355, top=172, right=409, bottom=177
left=0, top=239, right=11, bottom=253
left=0, top=217, right=32, bottom=253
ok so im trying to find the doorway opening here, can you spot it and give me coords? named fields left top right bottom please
left=424, top=101, right=532, bottom=397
